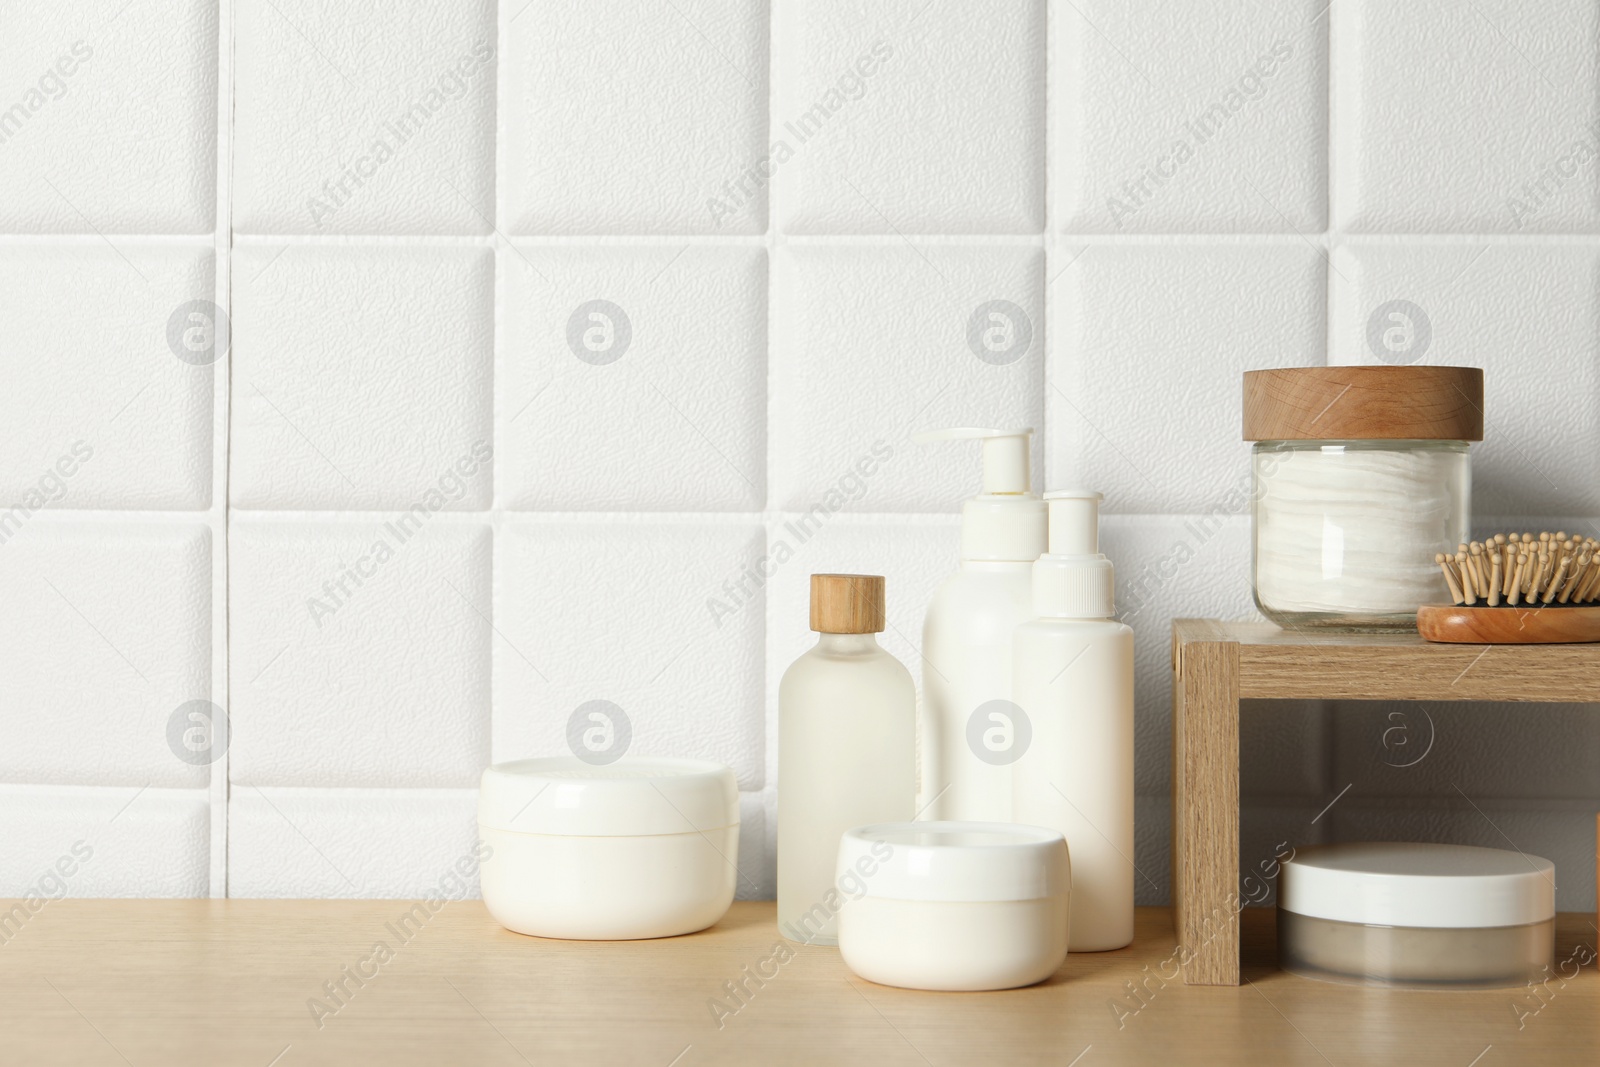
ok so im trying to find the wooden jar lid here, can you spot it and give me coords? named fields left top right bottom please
left=1242, top=366, right=1484, bottom=441
left=810, top=574, right=886, bottom=634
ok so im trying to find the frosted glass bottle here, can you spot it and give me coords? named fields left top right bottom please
left=778, top=574, right=915, bottom=945
left=915, top=428, right=1046, bottom=823
left=1012, top=491, right=1135, bottom=952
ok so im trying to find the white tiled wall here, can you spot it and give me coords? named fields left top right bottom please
left=0, top=0, right=228, bottom=900
left=2, top=0, right=1597, bottom=912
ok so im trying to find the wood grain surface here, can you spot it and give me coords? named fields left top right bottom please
left=1171, top=634, right=1239, bottom=986
left=1174, top=619, right=1600, bottom=702
left=809, top=573, right=886, bottom=633
left=1417, top=604, right=1600, bottom=644
left=1242, top=365, right=1484, bottom=441
left=1171, top=619, right=1600, bottom=994
left=1, top=900, right=1596, bottom=1066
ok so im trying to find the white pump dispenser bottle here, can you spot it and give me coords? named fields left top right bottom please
left=913, top=428, right=1046, bottom=822
left=1012, top=489, right=1134, bottom=951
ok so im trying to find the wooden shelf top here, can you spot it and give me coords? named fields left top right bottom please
left=0, top=900, right=1595, bottom=1065
left=1174, top=618, right=1600, bottom=702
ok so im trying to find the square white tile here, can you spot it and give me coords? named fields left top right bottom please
left=233, top=0, right=496, bottom=234
left=228, top=787, right=480, bottom=897
left=0, top=245, right=215, bottom=510
left=0, top=521, right=212, bottom=788
left=503, top=0, right=769, bottom=235
left=774, top=0, right=1045, bottom=234
left=1329, top=700, right=1600, bottom=801
left=1056, top=0, right=1327, bottom=232
left=1100, top=514, right=1259, bottom=794
left=1241, top=700, right=1330, bottom=800
left=733, top=792, right=771, bottom=900
left=771, top=244, right=1044, bottom=512
left=1049, top=243, right=1326, bottom=513
left=229, top=520, right=491, bottom=788
left=498, top=246, right=766, bottom=511
left=1132, top=793, right=1171, bottom=906
left=1334, top=0, right=1600, bottom=232
left=231, top=244, right=494, bottom=511
left=1329, top=243, right=1600, bottom=515
left=495, top=520, right=766, bottom=790
left=0, top=0, right=218, bottom=233
left=0, top=786, right=209, bottom=898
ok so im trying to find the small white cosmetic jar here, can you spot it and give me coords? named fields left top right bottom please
left=1279, top=842, right=1555, bottom=989
left=477, top=757, right=740, bottom=940
left=835, top=821, right=1071, bottom=991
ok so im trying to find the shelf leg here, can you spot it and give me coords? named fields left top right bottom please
left=1172, top=636, right=1240, bottom=985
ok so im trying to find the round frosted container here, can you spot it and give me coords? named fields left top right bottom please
left=477, top=757, right=739, bottom=940
left=836, top=822, right=1070, bottom=991
left=1278, top=842, right=1554, bottom=990
left=1244, top=367, right=1482, bottom=632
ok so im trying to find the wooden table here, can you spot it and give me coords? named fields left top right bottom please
left=1, top=899, right=1595, bottom=1065
left=1172, top=618, right=1600, bottom=986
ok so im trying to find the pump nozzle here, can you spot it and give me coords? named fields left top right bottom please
left=1033, top=488, right=1114, bottom=619
left=911, top=427, right=1032, bottom=495
left=912, top=427, right=1044, bottom=562
left=1044, top=490, right=1102, bottom=556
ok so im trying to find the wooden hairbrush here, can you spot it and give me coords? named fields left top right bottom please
left=1417, top=532, right=1600, bottom=643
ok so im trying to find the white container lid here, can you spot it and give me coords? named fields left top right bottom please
left=1280, top=843, right=1555, bottom=929
left=478, top=757, right=739, bottom=837
left=838, top=821, right=1070, bottom=903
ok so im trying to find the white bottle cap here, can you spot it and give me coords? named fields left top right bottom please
left=1280, top=843, right=1555, bottom=929
left=1032, top=490, right=1114, bottom=619
left=912, top=427, right=1046, bottom=562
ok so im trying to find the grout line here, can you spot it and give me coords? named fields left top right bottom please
left=0, top=234, right=215, bottom=246
left=762, top=0, right=777, bottom=892
left=1325, top=0, right=1337, bottom=243
left=34, top=231, right=1600, bottom=248
left=213, top=231, right=1600, bottom=245
left=486, top=0, right=508, bottom=772
left=218, top=0, right=237, bottom=900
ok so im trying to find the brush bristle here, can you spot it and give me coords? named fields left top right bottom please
left=1438, top=531, right=1600, bottom=607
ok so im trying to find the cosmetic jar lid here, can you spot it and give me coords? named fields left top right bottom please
left=478, top=757, right=739, bottom=837
left=1242, top=366, right=1484, bottom=442
left=838, top=821, right=1070, bottom=903
left=1280, top=843, right=1554, bottom=929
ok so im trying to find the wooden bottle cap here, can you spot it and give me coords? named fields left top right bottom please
left=1242, top=366, right=1484, bottom=441
left=810, top=574, right=886, bottom=634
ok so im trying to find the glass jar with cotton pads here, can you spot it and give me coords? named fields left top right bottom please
left=477, top=756, right=739, bottom=940
left=1278, top=842, right=1554, bottom=989
left=1244, top=366, right=1482, bottom=631
left=835, top=822, right=1070, bottom=991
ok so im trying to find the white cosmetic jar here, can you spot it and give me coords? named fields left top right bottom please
left=835, top=822, right=1070, bottom=991
left=477, top=756, right=739, bottom=940
left=1279, top=842, right=1554, bottom=989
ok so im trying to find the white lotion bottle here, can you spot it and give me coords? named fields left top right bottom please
left=914, top=428, right=1046, bottom=822
left=1012, top=490, right=1134, bottom=951
left=778, top=574, right=915, bottom=945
